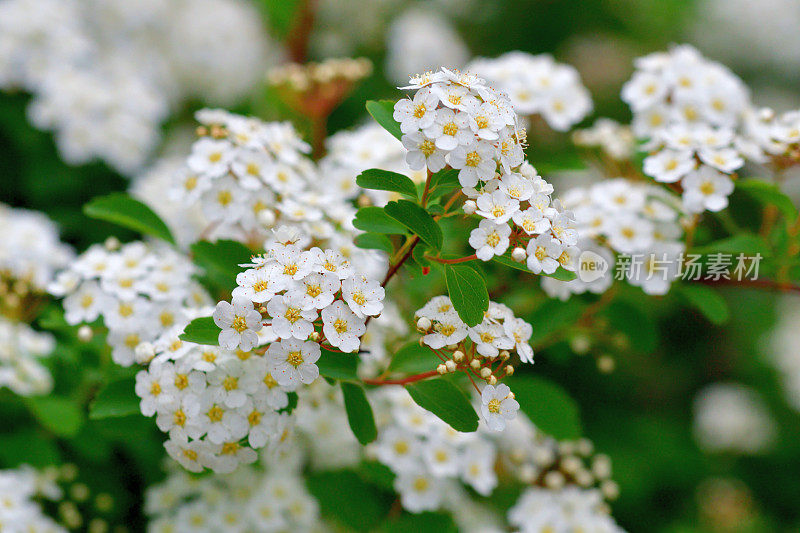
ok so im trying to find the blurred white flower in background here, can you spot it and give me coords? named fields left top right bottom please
left=693, top=383, right=777, bottom=455
left=385, top=9, right=470, bottom=85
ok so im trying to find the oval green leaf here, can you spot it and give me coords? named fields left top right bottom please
left=341, top=382, right=378, bottom=445
left=445, top=264, right=489, bottom=327
left=405, top=378, right=479, bottom=433
left=356, top=169, right=418, bottom=199
left=84, top=193, right=175, bottom=244
left=384, top=200, right=443, bottom=251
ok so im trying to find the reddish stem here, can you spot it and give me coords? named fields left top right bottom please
left=427, top=254, right=477, bottom=265
left=362, top=369, right=439, bottom=386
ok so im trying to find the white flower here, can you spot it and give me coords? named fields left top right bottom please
left=402, top=131, right=447, bottom=172
left=480, top=383, right=519, bottom=431
left=526, top=234, right=563, bottom=274
left=321, top=301, right=366, bottom=353
left=498, top=172, right=534, bottom=202
left=213, top=298, right=263, bottom=351
left=342, top=275, right=385, bottom=318
left=422, top=313, right=468, bottom=349
left=682, top=166, right=734, bottom=213
left=448, top=141, right=497, bottom=188
left=422, top=107, right=473, bottom=150
left=394, top=471, right=444, bottom=512
left=266, top=293, right=317, bottom=341
left=468, top=323, right=514, bottom=358
left=697, top=147, right=744, bottom=173
left=469, top=220, right=511, bottom=261
left=232, top=267, right=279, bottom=303
left=287, top=272, right=339, bottom=310
left=393, top=88, right=439, bottom=134
left=187, top=138, right=233, bottom=178
left=475, top=190, right=519, bottom=223
left=512, top=207, right=551, bottom=235
left=643, top=149, right=696, bottom=183
left=374, top=427, right=420, bottom=473
left=267, top=338, right=321, bottom=388
left=504, top=317, right=534, bottom=364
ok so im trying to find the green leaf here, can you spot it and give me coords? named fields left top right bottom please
left=256, top=0, right=300, bottom=37
left=691, top=233, right=769, bottom=256
left=428, top=168, right=461, bottom=200
left=387, top=342, right=441, bottom=374
left=492, top=254, right=577, bottom=281
left=510, top=376, right=582, bottom=440
left=26, top=396, right=84, bottom=437
left=737, top=178, right=797, bottom=222
left=83, top=193, right=175, bottom=244
left=366, top=100, right=402, bottom=141
left=318, top=348, right=359, bottom=381
left=380, top=512, right=458, bottom=533
left=444, top=264, right=489, bottom=327
left=384, top=200, right=443, bottom=251
left=179, top=316, right=219, bottom=345
left=190, top=240, right=253, bottom=291
left=0, top=430, right=60, bottom=467
left=89, top=377, right=140, bottom=420
left=405, top=378, right=479, bottom=432
left=353, top=207, right=407, bottom=235
left=355, top=232, right=393, bottom=254
left=527, top=298, right=586, bottom=345
left=341, top=382, right=378, bottom=445
left=603, top=300, right=657, bottom=353
left=307, top=470, right=393, bottom=531
left=356, top=169, right=418, bottom=199
left=676, top=283, right=730, bottom=325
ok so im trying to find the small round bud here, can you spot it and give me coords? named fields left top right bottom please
left=258, top=306, right=267, bottom=314
left=519, top=464, right=537, bottom=483
left=463, top=200, right=477, bottom=215
left=504, top=365, right=514, bottom=376
left=446, top=344, right=458, bottom=351
left=758, top=107, right=775, bottom=121
left=357, top=194, right=371, bottom=208
left=577, top=438, right=594, bottom=456
left=487, top=375, right=497, bottom=385
left=134, top=342, right=155, bottom=364
left=77, top=325, right=93, bottom=343
left=70, top=483, right=90, bottom=502
left=470, top=359, right=481, bottom=371
left=559, top=441, right=576, bottom=455
left=533, top=447, right=555, bottom=466
left=511, top=247, right=527, bottom=263
left=480, top=367, right=492, bottom=379
left=570, top=334, right=591, bottom=355
left=601, top=480, right=619, bottom=500
left=258, top=209, right=276, bottom=227
left=499, top=350, right=510, bottom=360
left=437, top=364, right=447, bottom=375
left=597, top=355, right=615, bottom=373
left=544, top=471, right=565, bottom=490
left=452, top=350, right=464, bottom=362
left=561, top=455, right=581, bottom=474
left=445, top=360, right=456, bottom=372
left=104, top=236, right=120, bottom=251
left=309, top=331, right=321, bottom=342
left=575, top=469, right=594, bottom=487
left=416, top=317, right=432, bottom=332
left=592, top=454, right=612, bottom=479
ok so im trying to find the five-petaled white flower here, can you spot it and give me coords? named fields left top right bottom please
left=480, top=383, right=520, bottom=431
left=213, top=298, right=263, bottom=351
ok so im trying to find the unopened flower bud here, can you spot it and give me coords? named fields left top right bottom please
left=544, top=471, right=565, bottom=490
left=437, top=364, right=447, bottom=375
left=463, top=200, right=477, bottom=215
left=134, top=342, right=155, bottom=364
left=416, top=317, right=431, bottom=332
left=77, top=325, right=93, bottom=343
left=487, top=375, right=497, bottom=385
left=309, top=331, right=321, bottom=342
left=104, top=236, right=120, bottom=251
left=445, top=360, right=456, bottom=372
left=452, top=350, right=464, bottom=362
left=480, top=367, right=492, bottom=379
left=470, top=359, right=481, bottom=371
left=577, top=438, right=593, bottom=456
left=597, top=355, right=615, bottom=373
left=258, top=209, right=276, bottom=227
left=592, top=455, right=612, bottom=479
left=504, top=365, right=514, bottom=376
left=575, top=469, right=594, bottom=487
left=570, top=334, right=591, bottom=355
left=561, top=455, right=581, bottom=474
left=601, top=480, right=619, bottom=500
left=511, top=247, right=527, bottom=262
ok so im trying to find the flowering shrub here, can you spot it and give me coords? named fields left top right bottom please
left=2, top=3, right=800, bottom=530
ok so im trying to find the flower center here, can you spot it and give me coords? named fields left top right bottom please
left=420, top=139, right=436, bottom=156
left=333, top=318, right=348, bottom=334
left=476, top=116, right=489, bottom=129
left=150, top=382, right=161, bottom=396
left=413, top=477, right=429, bottom=492
left=284, top=307, right=302, bottom=324
left=465, top=151, right=481, bottom=167
left=232, top=315, right=248, bottom=332
left=442, top=122, right=458, bottom=136
left=217, top=190, right=233, bottom=206
left=283, top=263, right=298, bottom=276
left=306, top=284, right=322, bottom=297
left=248, top=410, right=262, bottom=426
left=173, top=409, right=186, bottom=426
left=174, top=374, right=188, bottom=390
left=352, top=291, right=366, bottom=306
left=223, top=376, right=238, bottom=391
left=207, top=406, right=224, bottom=423
left=485, top=232, right=501, bottom=247
left=286, top=351, right=304, bottom=367
left=488, top=398, right=501, bottom=413
left=413, top=103, right=426, bottom=118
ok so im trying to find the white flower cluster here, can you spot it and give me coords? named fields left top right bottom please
left=0, top=205, right=73, bottom=293
left=51, top=241, right=208, bottom=366
left=0, top=465, right=65, bottom=533
left=622, top=45, right=754, bottom=213
left=543, top=178, right=685, bottom=299
left=415, top=296, right=533, bottom=431
left=146, top=455, right=320, bottom=533
left=394, top=68, right=580, bottom=274
left=468, top=52, right=593, bottom=131
left=320, top=122, right=425, bottom=204
left=216, top=232, right=385, bottom=358
left=693, top=383, right=777, bottom=455
left=173, top=110, right=375, bottom=259
left=508, top=486, right=624, bottom=533
left=369, top=387, right=500, bottom=513
left=0, top=0, right=275, bottom=174
left=0, top=318, right=55, bottom=396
